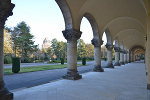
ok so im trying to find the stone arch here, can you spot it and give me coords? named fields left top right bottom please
left=122, top=35, right=146, bottom=48
left=138, top=0, right=148, bottom=14
left=55, top=0, right=73, bottom=29
left=103, top=17, right=146, bottom=35
left=130, top=45, right=145, bottom=52
left=114, top=36, right=119, bottom=47
left=105, top=28, right=112, bottom=45
left=79, top=13, right=99, bottom=39
left=115, top=29, right=145, bottom=42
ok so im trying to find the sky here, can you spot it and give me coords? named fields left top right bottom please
left=6, top=0, right=106, bottom=49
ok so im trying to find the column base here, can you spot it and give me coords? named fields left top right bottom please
left=62, top=69, right=82, bottom=80
left=148, top=84, right=150, bottom=90
left=93, top=65, right=104, bottom=72
left=146, top=72, right=148, bottom=75
left=120, top=62, right=125, bottom=65
left=114, top=62, right=120, bottom=66
left=125, top=61, right=128, bottom=64
left=0, top=81, right=13, bottom=100
left=106, top=63, right=114, bottom=68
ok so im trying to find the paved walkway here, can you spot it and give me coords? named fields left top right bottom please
left=12, top=61, right=149, bottom=100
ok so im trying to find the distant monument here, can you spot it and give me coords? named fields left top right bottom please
left=42, top=37, right=51, bottom=49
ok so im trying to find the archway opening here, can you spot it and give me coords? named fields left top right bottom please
left=79, top=17, right=94, bottom=60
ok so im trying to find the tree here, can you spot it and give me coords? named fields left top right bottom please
left=101, top=45, right=107, bottom=60
left=56, top=41, right=67, bottom=59
left=47, top=47, right=53, bottom=59
left=51, top=38, right=58, bottom=55
left=14, top=21, right=38, bottom=62
left=10, top=27, right=20, bottom=57
left=4, top=29, right=13, bottom=56
left=112, top=48, right=115, bottom=60
left=85, top=44, right=94, bottom=59
left=77, top=39, right=86, bottom=59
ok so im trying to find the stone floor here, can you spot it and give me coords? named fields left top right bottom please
left=12, top=61, right=149, bottom=100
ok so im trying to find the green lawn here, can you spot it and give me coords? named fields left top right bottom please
left=4, top=64, right=85, bottom=75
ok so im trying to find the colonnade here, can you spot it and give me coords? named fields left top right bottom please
left=61, top=28, right=134, bottom=81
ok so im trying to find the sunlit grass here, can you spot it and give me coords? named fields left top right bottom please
left=4, top=64, right=86, bottom=75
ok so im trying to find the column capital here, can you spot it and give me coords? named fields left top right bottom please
left=105, top=44, right=113, bottom=51
left=124, top=51, right=128, bottom=54
left=91, top=38, right=103, bottom=47
left=0, top=0, right=15, bottom=27
left=62, top=28, right=82, bottom=42
left=114, top=47, right=120, bottom=52
left=120, top=49, right=125, bottom=53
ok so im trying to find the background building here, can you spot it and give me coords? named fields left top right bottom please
left=42, top=37, right=51, bottom=50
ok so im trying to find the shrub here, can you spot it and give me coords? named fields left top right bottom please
left=12, top=57, right=20, bottom=73
left=35, top=60, right=44, bottom=63
left=4, top=57, right=12, bottom=64
left=82, top=58, right=86, bottom=65
left=61, top=58, right=64, bottom=65
left=44, top=57, right=49, bottom=61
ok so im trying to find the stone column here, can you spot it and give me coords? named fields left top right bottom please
left=131, top=52, right=134, bottom=62
left=114, top=47, right=120, bottom=66
left=124, top=51, right=128, bottom=64
left=120, top=49, right=125, bottom=65
left=128, top=52, right=131, bottom=63
left=0, top=1, right=15, bottom=100
left=91, top=38, right=104, bottom=72
left=134, top=54, right=136, bottom=61
left=130, top=52, right=133, bottom=62
left=105, top=44, right=114, bottom=68
left=62, top=29, right=82, bottom=80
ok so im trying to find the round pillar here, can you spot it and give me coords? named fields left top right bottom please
left=105, top=44, right=114, bottom=68
left=62, top=29, right=82, bottom=80
left=120, top=49, right=125, bottom=65
left=0, top=1, right=15, bottom=100
left=114, top=47, right=120, bottom=66
left=124, top=51, right=128, bottom=64
left=91, top=38, right=104, bottom=72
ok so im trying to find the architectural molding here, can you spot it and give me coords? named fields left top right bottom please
left=0, top=1, right=15, bottom=27
left=114, top=47, right=120, bottom=52
left=62, top=28, right=82, bottom=41
left=91, top=38, right=103, bottom=47
left=105, top=44, right=113, bottom=51
left=120, top=49, right=125, bottom=53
